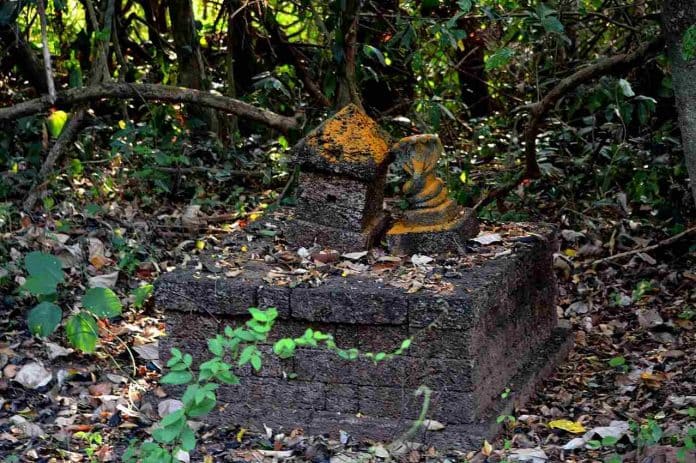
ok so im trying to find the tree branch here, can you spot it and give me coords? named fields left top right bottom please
left=23, top=109, right=86, bottom=211
left=37, top=0, right=56, bottom=103
left=473, top=37, right=664, bottom=213
left=592, top=226, right=696, bottom=266
left=523, top=37, right=664, bottom=178
left=0, top=83, right=304, bottom=132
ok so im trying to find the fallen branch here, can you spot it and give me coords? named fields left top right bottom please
left=151, top=166, right=263, bottom=178
left=592, top=226, right=696, bottom=266
left=0, top=83, right=304, bottom=133
left=472, top=170, right=526, bottom=213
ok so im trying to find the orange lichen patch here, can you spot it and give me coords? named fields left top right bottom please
left=305, top=104, right=389, bottom=164
left=412, top=178, right=449, bottom=208
left=411, top=177, right=443, bottom=201
left=402, top=198, right=460, bottom=226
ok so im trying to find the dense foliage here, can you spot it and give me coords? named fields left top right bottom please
left=0, top=0, right=694, bottom=461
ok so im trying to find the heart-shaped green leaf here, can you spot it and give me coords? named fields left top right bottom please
left=22, top=275, right=59, bottom=296
left=27, top=302, right=62, bottom=337
left=66, top=312, right=98, bottom=352
left=82, top=287, right=122, bottom=318
left=25, top=251, right=64, bottom=284
left=46, top=110, right=69, bottom=138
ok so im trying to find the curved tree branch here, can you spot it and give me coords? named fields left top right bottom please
left=0, top=83, right=304, bottom=132
left=522, top=36, right=664, bottom=179
left=473, top=37, right=664, bottom=213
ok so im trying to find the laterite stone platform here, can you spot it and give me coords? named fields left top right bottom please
left=155, top=223, right=571, bottom=449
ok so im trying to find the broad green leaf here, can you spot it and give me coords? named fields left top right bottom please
left=160, top=409, right=185, bottom=427
left=541, top=16, right=564, bottom=34
left=618, top=79, right=635, bottom=97
left=46, top=110, right=69, bottom=138
left=27, top=301, right=62, bottom=337
left=602, top=436, right=619, bottom=446
left=180, top=425, right=196, bottom=451
left=216, top=370, right=239, bottom=385
left=133, top=284, right=153, bottom=309
left=609, top=356, right=626, bottom=367
left=82, top=287, right=122, bottom=318
left=248, top=307, right=268, bottom=322
left=22, top=275, right=59, bottom=295
left=239, top=345, right=256, bottom=366
left=25, top=251, right=64, bottom=284
left=363, top=44, right=386, bottom=66
left=457, top=0, right=472, bottom=13
left=246, top=319, right=271, bottom=334
left=250, top=354, right=262, bottom=371
left=66, top=312, right=98, bottom=353
left=208, top=336, right=224, bottom=356
left=152, top=425, right=181, bottom=444
left=186, top=396, right=216, bottom=417
left=485, top=47, right=514, bottom=70
left=161, top=371, right=193, bottom=385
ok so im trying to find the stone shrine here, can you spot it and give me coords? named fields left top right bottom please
left=156, top=105, right=570, bottom=449
left=387, top=134, right=479, bottom=254
left=284, top=104, right=391, bottom=252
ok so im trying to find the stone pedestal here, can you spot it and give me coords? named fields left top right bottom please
left=387, top=209, right=479, bottom=255
left=155, top=226, right=571, bottom=449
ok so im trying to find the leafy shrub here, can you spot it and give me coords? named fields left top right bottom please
left=124, top=307, right=412, bottom=461
left=22, top=251, right=123, bottom=352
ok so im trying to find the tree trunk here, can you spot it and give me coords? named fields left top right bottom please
left=221, top=0, right=240, bottom=142
left=169, top=0, right=219, bottom=132
left=334, top=0, right=363, bottom=110
left=663, top=0, right=696, bottom=205
left=0, top=25, right=48, bottom=93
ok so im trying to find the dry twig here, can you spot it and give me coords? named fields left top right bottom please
left=592, top=226, right=696, bottom=266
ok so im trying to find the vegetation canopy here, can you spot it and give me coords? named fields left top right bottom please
left=0, top=0, right=694, bottom=461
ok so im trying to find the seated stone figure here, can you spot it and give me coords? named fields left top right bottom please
left=387, top=134, right=478, bottom=254
left=394, top=134, right=461, bottom=230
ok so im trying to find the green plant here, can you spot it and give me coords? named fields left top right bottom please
left=124, top=307, right=412, bottom=462
left=608, top=356, right=628, bottom=372
left=682, top=25, right=696, bottom=61
left=633, top=419, right=663, bottom=450
left=123, top=307, right=280, bottom=462
left=677, top=427, right=696, bottom=462
left=496, top=414, right=516, bottom=425
left=632, top=280, right=654, bottom=302
left=74, top=431, right=104, bottom=462
left=22, top=251, right=122, bottom=352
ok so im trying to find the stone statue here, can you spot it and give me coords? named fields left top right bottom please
left=392, top=134, right=461, bottom=229
left=285, top=105, right=478, bottom=254
left=385, top=134, right=478, bottom=254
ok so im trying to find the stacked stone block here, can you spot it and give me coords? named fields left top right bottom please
left=156, top=228, right=571, bottom=448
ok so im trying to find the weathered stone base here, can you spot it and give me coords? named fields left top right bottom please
left=155, top=225, right=570, bottom=450
left=195, top=328, right=571, bottom=449
left=283, top=213, right=388, bottom=252
left=387, top=209, right=480, bottom=255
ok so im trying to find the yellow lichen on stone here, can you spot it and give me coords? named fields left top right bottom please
left=388, top=133, right=462, bottom=234
left=305, top=104, right=389, bottom=164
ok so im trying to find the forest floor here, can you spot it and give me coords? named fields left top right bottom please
left=0, top=185, right=695, bottom=463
